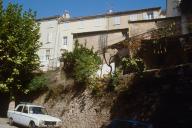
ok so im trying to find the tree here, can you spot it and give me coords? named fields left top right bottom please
left=0, top=1, right=40, bottom=95
left=102, top=48, right=117, bottom=75
left=61, top=41, right=101, bottom=84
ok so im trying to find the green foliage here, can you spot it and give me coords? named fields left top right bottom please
left=107, top=69, right=121, bottom=91
left=88, top=77, right=103, bottom=95
left=27, top=74, right=48, bottom=92
left=120, top=57, right=145, bottom=74
left=61, top=41, right=101, bottom=84
left=0, top=1, right=40, bottom=93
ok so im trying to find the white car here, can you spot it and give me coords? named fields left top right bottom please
left=7, top=103, right=62, bottom=128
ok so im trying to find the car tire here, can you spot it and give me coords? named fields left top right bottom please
left=9, top=118, right=14, bottom=126
left=29, top=121, right=37, bottom=128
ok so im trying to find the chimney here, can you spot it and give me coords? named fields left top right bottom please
left=63, top=10, right=70, bottom=19
left=108, top=9, right=113, bottom=14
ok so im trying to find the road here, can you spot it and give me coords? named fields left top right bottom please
left=0, top=118, right=19, bottom=128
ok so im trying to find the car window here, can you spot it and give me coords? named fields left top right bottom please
left=16, top=106, right=23, bottom=112
left=111, top=121, right=147, bottom=128
left=29, top=107, right=48, bottom=115
left=23, top=106, right=28, bottom=113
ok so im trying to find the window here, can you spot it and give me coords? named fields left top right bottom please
left=29, top=107, right=48, bottom=115
left=63, top=22, right=69, bottom=29
left=16, top=106, right=23, bottom=112
left=147, top=12, right=154, bottom=19
left=129, top=14, right=137, bottom=21
left=63, top=36, right=68, bottom=45
left=143, top=13, right=148, bottom=20
left=39, top=50, right=45, bottom=61
left=45, top=49, right=50, bottom=60
left=110, top=120, right=147, bottom=128
left=98, top=34, right=107, bottom=51
left=78, top=21, right=84, bottom=29
left=114, top=16, right=120, bottom=25
left=95, top=18, right=104, bottom=27
left=47, top=32, right=53, bottom=43
left=23, top=106, right=28, bottom=113
left=154, top=12, right=158, bottom=18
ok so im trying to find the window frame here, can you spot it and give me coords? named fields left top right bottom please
left=63, top=36, right=68, bottom=45
left=45, top=49, right=50, bottom=61
left=129, top=14, right=138, bottom=21
left=47, top=32, right=53, bottom=43
left=23, top=106, right=28, bottom=114
left=63, top=22, right=69, bottom=29
left=114, top=16, right=121, bottom=25
left=16, top=105, right=23, bottom=112
left=147, top=12, right=154, bottom=19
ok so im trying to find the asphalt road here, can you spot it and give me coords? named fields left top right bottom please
left=0, top=118, right=18, bottom=128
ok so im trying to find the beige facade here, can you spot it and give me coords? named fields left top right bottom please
left=74, top=29, right=128, bottom=52
left=107, top=10, right=161, bottom=30
left=129, top=17, right=181, bottom=38
left=37, top=7, right=163, bottom=71
left=66, top=7, right=162, bottom=52
left=129, top=21, right=158, bottom=38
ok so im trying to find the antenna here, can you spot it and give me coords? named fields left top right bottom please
left=106, top=0, right=114, bottom=13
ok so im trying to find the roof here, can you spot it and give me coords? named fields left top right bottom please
left=18, top=103, right=44, bottom=108
left=61, top=7, right=161, bottom=22
left=36, top=15, right=60, bottom=22
left=73, top=28, right=128, bottom=36
left=107, top=19, right=184, bottom=49
left=36, top=7, right=161, bottom=22
left=27, top=105, right=42, bottom=107
left=128, top=16, right=181, bottom=23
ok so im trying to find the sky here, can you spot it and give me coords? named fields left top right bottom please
left=3, top=0, right=166, bottom=18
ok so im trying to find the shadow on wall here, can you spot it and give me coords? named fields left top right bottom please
left=138, top=38, right=186, bottom=69
left=109, top=65, right=192, bottom=128
left=0, top=93, right=9, bottom=117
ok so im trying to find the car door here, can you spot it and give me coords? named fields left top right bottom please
left=13, top=105, right=23, bottom=124
left=21, top=105, right=31, bottom=126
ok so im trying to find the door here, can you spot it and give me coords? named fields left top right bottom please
left=13, top=105, right=23, bottom=124
left=21, top=106, right=31, bottom=126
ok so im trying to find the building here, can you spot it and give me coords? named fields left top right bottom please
left=37, top=16, right=60, bottom=71
left=166, top=0, right=192, bottom=34
left=166, top=0, right=181, bottom=17
left=37, top=7, right=163, bottom=71
left=60, top=7, right=162, bottom=52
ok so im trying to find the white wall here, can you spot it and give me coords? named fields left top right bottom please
left=38, top=19, right=58, bottom=71
left=96, top=63, right=115, bottom=77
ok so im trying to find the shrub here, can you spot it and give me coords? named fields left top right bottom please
left=107, top=69, right=121, bottom=91
left=88, top=77, right=103, bottom=95
left=27, top=74, right=48, bottom=92
left=120, top=57, right=145, bottom=74
left=61, top=51, right=75, bottom=78
left=61, top=41, right=102, bottom=84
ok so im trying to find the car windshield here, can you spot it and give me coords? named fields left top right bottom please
left=109, top=120, right=150, bottom=128
left=29, top=107, right=48, bottom=115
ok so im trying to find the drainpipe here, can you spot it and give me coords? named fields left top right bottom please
left=181, top=15, right=189, bottom=34
left=53, top=18, right=60, bottom=69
